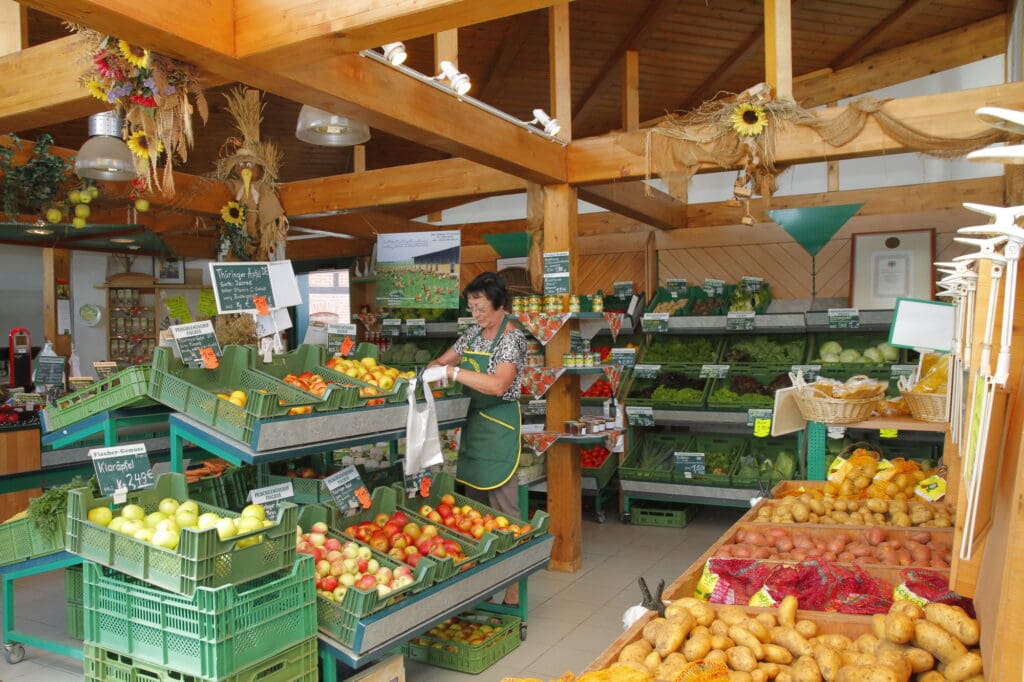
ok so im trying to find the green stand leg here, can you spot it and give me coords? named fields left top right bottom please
left=318, top=646, right=338, bottom=682
left=805, top=421, right=827, bottom=480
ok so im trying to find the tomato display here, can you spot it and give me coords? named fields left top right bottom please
left=580, top=445, right=610, bottom=468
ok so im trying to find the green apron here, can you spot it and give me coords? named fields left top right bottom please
left=456, top=317, right=521, bottom=490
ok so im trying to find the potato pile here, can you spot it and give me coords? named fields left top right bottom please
left=753, top=494, right=954, bottom=529
left=717, top=527, right=951, bottom=568
left=606, top=596, right=981, bottom=682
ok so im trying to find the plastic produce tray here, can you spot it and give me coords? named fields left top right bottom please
left=685, top=286, right=728, bottom=316
left=323, top=486, right=495, bottom=583
left=83, top=637, right=319, bottom=682
left=0, top=512, right=65, bottom=568
left=402, top=610, right=521, bottom=673
left=641, top=336, right=724, bottom=364
left=626, top=366, right=710, bottom=409
left=706, top=367, right=792, bottom=411
left=401, top=471, right=549, bottom=553
left=581, top=448, right=618, bottom=490
left=147, top=345, right=336, bottom=446
left=65, top=472, right=297, bottom=596
left=687, top=433, right=748, bottom=486
left=295, top=506, right=436, bottom=648
left=725, top=282, right=772, bottom=314
left=806, top=332, right=895, bottom=366
left=731, top=436, right=801, bottom=489
left=645, top=287, right=692, bottom=317
left=217, top=464, right=258, bottom=510
left=630, top=500, right=695, bottom=528
left=721, top=334, right=806, bottom=365
left=618, top=433, right=693, bottom=484
left=42, top=365, right=156, bottom=432
left=187, top=474, right=225, bottom=507
left=66, top=564, right=84, bottom=640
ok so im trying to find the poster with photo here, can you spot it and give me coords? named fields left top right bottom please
left=375, top=230, right=461, bottom=309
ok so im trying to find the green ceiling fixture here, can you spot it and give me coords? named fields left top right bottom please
left=483, top=232, right=531, bottom=259
left=767, top=203, right=863, bottom=302
left=0, top=221, right=172, bottom=255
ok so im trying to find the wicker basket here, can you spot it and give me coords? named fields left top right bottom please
left=795, top=390, right=878, bottom=424
left=901, top=391, right=948, bottom=423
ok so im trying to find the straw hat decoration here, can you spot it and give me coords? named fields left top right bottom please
left=212, top=87, right=288, bottom=261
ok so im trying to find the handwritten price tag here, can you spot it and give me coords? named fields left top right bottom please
left=354, top=486, right=371, bottom=509
left=340, top=336, right=356, bottom=356
left=324, top=466, right=368, bottom=510
left=753, top=418, right=772, bottom=437
left=420, top=475, right=432, bottom=497
left=200, top=347, right=219, bottom=369
left=879, top=428, right=899, bottom=439
left=253, top=295, right=270, bottom=316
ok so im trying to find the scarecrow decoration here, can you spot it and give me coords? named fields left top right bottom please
left=213, top=87, right=288, bottom=261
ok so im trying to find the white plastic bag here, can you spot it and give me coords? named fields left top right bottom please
left=403, top=378, right=443, bottom=478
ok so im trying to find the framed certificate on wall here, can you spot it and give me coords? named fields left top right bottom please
left=850, top=229, right=935, bottom=308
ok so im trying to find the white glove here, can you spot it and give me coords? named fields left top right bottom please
left=420, top=365, right=448, bottom=384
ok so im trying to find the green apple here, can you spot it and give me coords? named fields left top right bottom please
left=240, top=504, right=266, bottom=522
left=120, top=519, right=143, bottom=536
left=152, top=527, right=180, bottom=550
left=215, top=518, right=238, bottom=541
left=135, top=198, right=150, bottom=212
left=78, top=192, right=92, bottom=204
left=68, top=190, right=82, bottom=204
left=158, top=498, right=180, bottom=515
left=44, top=208, right=62, bottom=223
left=120, top=504, right=145, bottom=522
left=177, top=500, right=200, bottom=516
left=236, top=516, right=263, bottom=534
left=74, top=204, right=90, bottom=219
left=133, top=528, right=155, bottom=543
left=108, top=517, right=126, bottom=533
left=87, top=185, right=99, bottom=198
left=197, top=512, right=221, bottom=530
left=87, top=507, right=113, bottom=527
left=155, top=519, right=179, bottom=533
left=144, top=511, right=168, bottom=528
left=72, top=217, right=87, bottom=229
left=174, top=510, right=199, bottom=529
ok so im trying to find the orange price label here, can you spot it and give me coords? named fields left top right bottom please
left=354, top=486, right=371, bottom=509
left=340, top=336, right=355, bottom=356
left=199, top=347, right=219, bottom=369
left=419, top=475, right=432, bottom=497
left=253, top=295, right=269, bottom=316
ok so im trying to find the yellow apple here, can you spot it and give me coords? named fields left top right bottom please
left=87, top=507, right=113, bottom=526
left=378, top=376, right=394, bottom=391
left=360, top=357, right=378, bottom=369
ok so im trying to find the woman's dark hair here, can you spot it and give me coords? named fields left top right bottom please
left=463, top=272, right=509, bottom=310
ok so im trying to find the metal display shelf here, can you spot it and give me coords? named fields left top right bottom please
left=1, top=551, right=84, bottom=664
left=620, top=478, right=759, bottom=511
left=804, top=309, right=894, bottom=331
left=167, top=400, right=470, bottom=470
left=665, top=313, right=806, bottom=334
left=651, top=409, right=751, bottom=427
left=40, top=404, right=171, bottom=451
left=317, top=534, right=553, bottom=673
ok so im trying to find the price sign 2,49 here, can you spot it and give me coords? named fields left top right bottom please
left=90, top=443, right=154, bottom=497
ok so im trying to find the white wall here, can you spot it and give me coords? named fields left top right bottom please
left=0, top=245, right=44, bottom=345
left=70, top=251, right=112, bottom=373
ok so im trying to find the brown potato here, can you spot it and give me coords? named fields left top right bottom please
left=712, top=635, right=736, bottom=650
left=834, top=666, right=899, bottom=682
left=745, top=618, right=773, bottom=644
left=728, top=645, right=759, bottom=673
left=729, top=625, right=765, bottom=659
left=756, top=612, right=779, bottom=631
left=854, top=633, right=879, bottom=654
left=884, top=613, right=916, bottom=644
left=642, top=649, right=661, bottom=672
left=720, top=605, right=751, bottom=626
left=795, top=620, right=818, bottom=639
left=618, top=639, right=654, bottom=665
left=772, top=627, right=814, bottom=658
left=762, top=643, right=794, bottom=665
left=817, top=634, right=852, bottom=651
left=790, top=655, right=822, bottom=682
left=779, top=595, right=798, bottom=629
left=924, top=604, right=980, bottom=646
left=914, top=621, right=968, bottom=664
left=642, top=617, right=666, bottom=645
left=683, top=632, right=712, bottom=662
left=813, top=644, right=843, bottom=681
left=728, top=672, right=753, bottom=682
left=942, top=652, right=983, bottom=682
left=655, top=621, right=687, bottom=656
left=874, top=649, right=911, bottom=681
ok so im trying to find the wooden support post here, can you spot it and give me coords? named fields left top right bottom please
left=549, top=2, right=572, bottom=141
left=434, top=29, right=458, bottom=69
left=827, top=102, right=839, bottom=191
left=0, top=0, right=25, bottom=56
left=645, top=230, right=657, bottom=296
left=622, top=49, right=639, bottom=132
left=41, top=248, right=71, bottom=360
left=764, top=0, right=793, bottom=100
left=542, top=183, right=581, bottom=572
left=352, top=145, right=366, bottom=173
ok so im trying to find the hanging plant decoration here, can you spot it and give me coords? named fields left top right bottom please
left=211, top=87, right=289, bottom=261
left=0, top=134, right=73, bottom=219
left=71, top=25, right=208, bottom=197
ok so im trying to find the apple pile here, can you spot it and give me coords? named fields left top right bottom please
left=417, top=493, right=531, bottom=540
left=411, top=615, right=504, bottom=650
left=280, top=372, right=330, bottom=397
left=215, top=387, right=313, bottom=416
left=298, top=521, right=415, bottom=602
left=343, top=510, right=466, bottom=568
left=85, top=499, right=272, bottom=551
left=323, top=356, right=414, bottom=397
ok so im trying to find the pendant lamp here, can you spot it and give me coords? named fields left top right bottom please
left=74, top=111, right=138, bottom=181
left=295, top=105, right=371, bottom=146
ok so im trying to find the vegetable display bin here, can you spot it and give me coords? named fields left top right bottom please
left=402, top=610, right=521, bottom=673
left=0, top=512, right=66, bottom=568
left=626, top=365, right=710, bottom=409
left=721, top=334, right=806, bottom=365
left=42, top=365, right=156, bottom=432
left=732, top=436, right=801, bottom=489
left=65, top=472, right=296, bottom=596
left=619, top=433, right=693, bottom=484
left=706, top=367, right=792, bottom=411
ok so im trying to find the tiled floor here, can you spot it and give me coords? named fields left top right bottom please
left=0, top=505, right=742, bottom=681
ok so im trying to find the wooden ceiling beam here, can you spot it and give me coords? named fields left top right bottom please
left=569, top=82, right=1024, bottom=184
left=235, top=0, right=565, bottom=70
left=571, top=0, right=674, bottom=129
left=795, top=15, right=1006, bottom=108
left=290, top=211, right=428, bottom=241
left=830, top=0, right=931, bottom=70
left=279, top=157, right=524, bottom=217
left=578, top=181, right=686, bottom=229
left=285, top=235, right=374, bottom=260
left=16, top=1, right=567, bottom=185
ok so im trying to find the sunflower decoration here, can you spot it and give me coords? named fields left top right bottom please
left=211, top=87, right=288, bottom=261
left=218, top=201, right=254, bottom=260
left=731, top=103, right=767, bottom=138
left=70, top=25, right=208, bottom=197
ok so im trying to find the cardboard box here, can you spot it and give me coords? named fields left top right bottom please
left=345, top=654, right=404, bottom=682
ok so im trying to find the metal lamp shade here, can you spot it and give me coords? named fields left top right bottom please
left=75, top=112, right=137, bottom=181
left=295, top=105, right=371, bottom=146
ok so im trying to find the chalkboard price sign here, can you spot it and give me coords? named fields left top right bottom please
left=33, top=355, right=65, bottom=387
left=210, top=263, right=275, bottom=312
left=324, top=466, right=371, bottom=510
left=171, top=321, right=221, bottom=368
left=90, top=443, right=155, bottom=496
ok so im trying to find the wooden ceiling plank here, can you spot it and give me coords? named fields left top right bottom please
left=477, top=13, right=538, bottom=101
left=579, top=181, right=686, bottom=230
left=569, top=82, right=1024, bottom=184
left=830, top=0, right=931, bottom=70
left=571, top=0, right=674, bottom=129
left=279, top=157, right=524, bottom=217
left=795, top=15, right=1005, bottom=108
left=235, top=0, right=566, bottom=69
left=676, top=16, right=767, bottom=113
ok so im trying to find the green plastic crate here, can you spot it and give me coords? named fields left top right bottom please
left=65, top=564, right=84, bottom=640
left=706, top=367, right=792, bottom=411
left=400, top=471, right=550, bottom=554
left=322, top=486, right=496, bottom=583
left=630, top=501, right=695, bottom=528
left=355, top=461, right=405, bottom=491
left=403, top=610, right=521, bottom=673
left=216, top=465, right=258, bottom=510
left=619, top=433, right=692, bottom=484
left=147, top=345, right=335, bottom=447
left=687, top=434, right=748, bottom=486
left=256, top=459, right=332, bottom=505
left=725, top=282, right=772, bottom=314
left=806, top=332, right=895, bottom=367
left=81, top=556, right=316, bottom=679
left=686, top=286, right=729, bottom=316
left=722, top=334, right=806, bottom=364
left=645, top=287, right=692, bottom=317
left=187, top=473, right=225, bottom=507
left=626, top=366, right=710, bottom=409
left=582, top=448, right=618, bottom=490
left=83, top=636, right=318, bottom=682
left=642, top=336, right=723, bottom=364
left=65, top=472, right=297, bottom=597
left=42, top=366, right=156, bottom=433
left=0, top=512, right=65, bottom=568
left=295, top=506, right=436, bottom=649
left=732, top=436, right=801, bottom=489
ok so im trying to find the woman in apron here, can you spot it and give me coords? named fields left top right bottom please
left=429, top=272, right=527, bottom=603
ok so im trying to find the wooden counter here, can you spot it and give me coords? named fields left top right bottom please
left=0, top=425, right=41, bottom=521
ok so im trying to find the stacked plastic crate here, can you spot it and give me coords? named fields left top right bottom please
left=64, top=472, right=319, bottom=681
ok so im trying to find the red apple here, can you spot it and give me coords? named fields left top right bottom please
left=406, top=553, right=422, bottom=568
left=330, top=559, right=347, bottom=576
left=443, top=539, right=460, bottom=555
left=436, top=503, right=452, bottom=518
left=381, top=522, right=402, bottom=539
left=470, top=525, right=485, bottom=539
left=402, top=522, right=422, bottom=540
left=373, top=513, right=390, bottom=527
left=316, top=559, right=331, bottom=577
left=343, top=525, right=358, bottom=538
left=418, top=504, right=433, bottom=516
left=457, top=518, right=473, bottom=532
left=391, top=533, right=411, bottom=550
left=355, top=574, right=378, bottom=591
left=440, top=493, right=456, bottom=506
left=368, top=531, right=390, bottom=552
left=429, top=545, right=448, bottom=559
left=311, top=521, right=329, bottom=534
left=427, top=511, right=442, bottom=523
left=421, top=525, right=439, bottom=539
left=390, top=511, right=409, bottom=527
left=324, top=538, right=342, bottom=552
left=356, top=557, right=369, bottom=573
left=387, top=546, right=406, bottom=562
left=326, top=550, right=343, bottom=562
left=321, top=575, right=339, bottom=592
left=416, top=538, right=433, bottom=556
left=443, top=517, right=458, bottom=528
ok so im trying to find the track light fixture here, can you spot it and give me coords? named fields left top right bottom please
left=527, top=109, right=561, bottom=137
left=380, top=42, right=407, bottom=66
left=434, top=61, right=471, bottom=96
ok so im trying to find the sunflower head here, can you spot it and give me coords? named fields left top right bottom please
left=118, top=40, right=149, bottom=69
left=731, top=103, right=767, bottom=137
left=85, top=80, right=108, bottom=102
left=221, top=201, right=246, bottom=226
left=126, top=130, right=163, bottom=159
